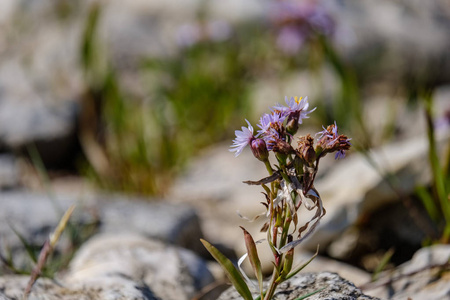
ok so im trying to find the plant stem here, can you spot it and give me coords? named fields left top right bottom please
left=264, top=268, right=280, bottom=300
left=424, top=92, right=450, bottom=241
left=265, top=160, right=274, bottom=175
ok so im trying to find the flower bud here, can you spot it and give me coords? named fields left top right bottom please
left=297, top=134, right=316, bottom=164
left=273, top=139, right=294, bottom=155
left=285, top=111, right=300, bottom=135
left=250, top=138, right=269, bottom=162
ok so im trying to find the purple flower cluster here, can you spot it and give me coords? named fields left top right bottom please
left=230, top=96, right=351, bottom=162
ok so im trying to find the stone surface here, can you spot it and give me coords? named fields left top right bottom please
left=363, top=244, right=450, bottom=300
left=294, top=251, right=372, bottom=287
left=0, top=155, right=19, bottom=190
left=0, top=274, right=160, bottom=300
left=98, top=196, right=205, bottom=255
left=0, top=275, right=89, bottom=300
left=0, top=1, right=82, bottom=167
left=0, top=190, right=205, bottom=271
left=0, top=234, right=214, bottom=300
left=218, top=272, right=378, bottom=300
left=325, top=0, right=450, bottom=85
left=65, top=234, right=214, bottom=300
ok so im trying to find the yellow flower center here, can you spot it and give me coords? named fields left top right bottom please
left=294, top=96, right=303, bottom=104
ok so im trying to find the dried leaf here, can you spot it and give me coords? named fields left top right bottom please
left=260, top=222, right=269, bottom=233
left=280, top=189, right=325, bottom=253
left=243, top=172, right=281, bottom=185
left=240, top=227, right=264, bottom=293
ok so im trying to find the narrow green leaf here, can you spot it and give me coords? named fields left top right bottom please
left=240, top=226, right=264, bottom=294
left=8, top=223, right=37, bottom=263
left=285, top=245, right=319, bottom=280
left=294, top=287, right=326, bottom=300
left=372, top=248, right=394, bottom=281
left=200, top=239, right=253, bottom=300
left=415, top=186, right=440, bottom=221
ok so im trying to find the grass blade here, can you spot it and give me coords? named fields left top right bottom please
left=8, top=224, right=37, bottom=263
left=285, top=245, right=319, bottom=280
left=294, top=287, right=326, bottom=300
left=200, top=239, right=253, bottom=300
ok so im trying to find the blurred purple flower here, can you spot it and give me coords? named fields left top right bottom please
left=270, top=0, right=335, bottom=54
left=176, top=20, right=232, bottom=48
left=335, top=149, right=346, bottom=160
left=276, top=26, right=306, bottom=55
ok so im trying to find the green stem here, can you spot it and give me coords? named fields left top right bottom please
left=265, top=160, right=274, bottom=175
left=264, top=267, right=280, bottom=300
left=280, top=207, right=292, bottom=248
left=424, top=92, right=450, bottom=240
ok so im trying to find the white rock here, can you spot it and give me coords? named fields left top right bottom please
left=363, top=245, right=450, bottom=300
left=217, top=272, right=378, bottom=300
left=65, top=234, right=214, bottom=300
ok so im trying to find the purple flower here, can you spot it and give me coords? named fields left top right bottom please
left=273, top=96, right=315, bottom=124
left=257, top=113, right=286, bottom=136
left=316, top=121, right=351, bottom=159
left=264, top=128, right=282, bottom=151
left=335, top=149, right=346, bottom=159
left=276, top=26, right=306, bottom=54
left=316, top=121, right=340, bottom=145
left=230, top=119, right=255, bottom=157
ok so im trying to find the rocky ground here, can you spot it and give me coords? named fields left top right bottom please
left=0, top=0, right=450, bottom=299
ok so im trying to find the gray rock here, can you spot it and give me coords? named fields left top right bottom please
left=65, top=234, right=214, bottom=300
left=364, top=244, right=450, bottom=300
left=0, top=275, right=88, bottom=300
left=0, top=154, right=19, bottom=190
left=218, top=272, right=378, bottom=300
left=0, top=0, right=83, bottom=166
left=0, top=190, right=205, bottom=271
left=98, top=195, right=205, bottom=255
left=294, top=251, right=371, bottom=287
left=0, top=190, right=97, bottom=272
left=0, top=274, right=158, bottom=300
left=325, top=0, right=450, bottom=85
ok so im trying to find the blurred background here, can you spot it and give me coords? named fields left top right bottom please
left=0, top=0, right=449, bottom=295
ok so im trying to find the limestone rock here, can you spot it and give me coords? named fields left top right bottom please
left=0, top=190, right=205, bottom=271
left=0, top=234, right=214, bottom=300
left=364, top=245, right=450, bottom=300
left=98, top=195, right=205, bottom=255
left=294, top=251, right=371, bottom=287
left=325, top=0, right=450, bottom=85
left=0, top=274, right=158, bottom=300
left=218, top=272, right=378, bottom=300
left=0, top=275, right=88, bottom=300
left=0, top=155, right=19, bottom=190
left=65, top=234, right=214, bottom=300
